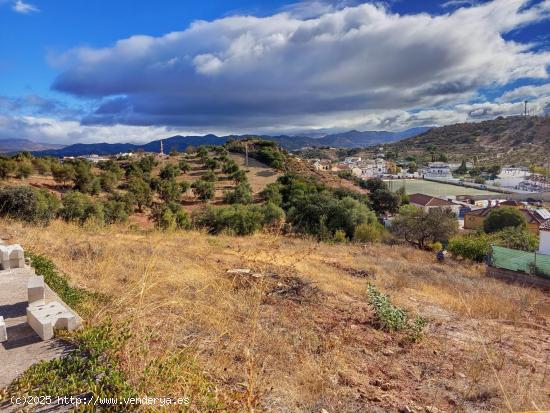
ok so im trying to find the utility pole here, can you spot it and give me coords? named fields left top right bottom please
left=524, top=100, right=528, bottom=116
left=245, top=142, right=249, bottom=167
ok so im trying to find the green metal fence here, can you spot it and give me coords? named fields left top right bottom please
left=490, top=245, right=550, bottom=279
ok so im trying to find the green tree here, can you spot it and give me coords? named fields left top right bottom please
left=127, top=177, right=152, bottom=212
left=159, top=164, right=180, bottom=180
left=178, top=159, right=191, bottom=174
left=15, top=162, right=33, bottom=179
left=157, top=179, right=182, bottom=203
left=224, top=182, right=253, bottom=204
left=0, top=158, right=16, bottom=179
left=455, top=160, right=468, bottom=175
left=391, top=206, right=458, bottom=249
left=369, top=189, right=401, bottom=215
left=59, top=191, right=104, bottom=225
left=204, top=158, right=219, bottom=171
left=483, top=207, right=526, bottom=233
left=229, top=169, right=247, bottom=184
left=52, top=164, right=76, bottom=187
left=191, top=180, right=215, bottom=202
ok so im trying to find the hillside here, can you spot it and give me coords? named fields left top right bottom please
left=0, top=138, right=64, bottom=153
left=388, top=116, right=550, bottom=165
left=1, top=219, right=549, bottom=412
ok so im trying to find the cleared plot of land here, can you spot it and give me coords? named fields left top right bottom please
left=3, top=219, right=549, bottom=413
left=229, top=153, right=281, bottom=193
left=386, top=179, right=497, bottom=196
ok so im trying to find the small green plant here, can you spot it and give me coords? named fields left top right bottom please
left=7, top=323, right=136, bottom=410
left=26, top=252, right=106, bottom=316
left=367, top=284, right=427, bottom=342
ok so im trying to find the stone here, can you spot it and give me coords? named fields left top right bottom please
left=28, top=275, right=45, bottom=306
left=0, top=244, right=25, bottom=270
left=0, top=316, right=6, bottom=342
left=27, top=301, right=77, bottom=341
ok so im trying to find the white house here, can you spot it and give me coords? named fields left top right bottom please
left=359, top=159, right=387, bottom=178
left=540, top=220, right=550, bottom=255
left=491, top=167, right=531, bottom=188
left=312, top=159, right=331, bottom=171
left=344, top=156, right=362, bottom=164
left=423, top=162, right=452, bottom=179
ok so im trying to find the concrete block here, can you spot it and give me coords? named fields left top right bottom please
left=28, top=275, right=45, bottom=306
left=27, top=301, right=77, bottom=341
left=0, top=316, right=6, bottom=342
left=0, top=244, right=24, bottom=270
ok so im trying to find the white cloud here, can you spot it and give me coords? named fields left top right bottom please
left=46, top=0, right=550, bottom=134
left=12, top=0, right=39, bottom=14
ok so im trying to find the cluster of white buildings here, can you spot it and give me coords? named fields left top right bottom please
left=312, top=156, right=396, bottom=179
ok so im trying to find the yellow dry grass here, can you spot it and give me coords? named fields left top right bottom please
left=1, top=219, right=549, bottom=412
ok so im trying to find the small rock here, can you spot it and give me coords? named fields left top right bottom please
left=382, top=349, right=394, bottom=356
left=399, top=406, right=415, bottom=413
left=227, top=268, right=251, bottom=274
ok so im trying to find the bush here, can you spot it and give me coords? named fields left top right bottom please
left=354, top=221, right=385, bottom=243
left=261, top=202, right=285, bottom=228
left=102, top=200, right=129, bottom=224
left=159, top=164, right=180, bottom=180
left=191, top=180, right=215, bottom=201
left=447, top=233, right=491, bottom=262
left=0, top=186, right=60, bottom=224
left=0, top=158, right=16, bottom=179
left=193, top=204, right=265, bottom=235
left=15, top=162, right=33, bottom=179
left=333, top=230, right=347, bottom=243
left=367, top=284, right=427, bottom=342
left=493, top=226, right=538, bottom=251
left=59, top=191, right=104, bottom=225
left=224, top=182, right=253, bottom=204
left=152, top=202, right=191, bottom=230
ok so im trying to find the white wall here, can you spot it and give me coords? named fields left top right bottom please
left=540, top=230, right=550, bottom=256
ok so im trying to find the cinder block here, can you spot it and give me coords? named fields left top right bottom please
left=0, top=244, right=25, bottom=270
left=0, top=316, right=6, bottom=342
left=28, top=275, right=45, bottom=306
left=27, top=301, right=77, bottom=341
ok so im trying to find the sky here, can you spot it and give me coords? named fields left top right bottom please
left=0, top=0, right=549, bottom=144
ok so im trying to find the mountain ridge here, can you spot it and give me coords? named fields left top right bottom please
left=30, top=127, right=429, bottom=157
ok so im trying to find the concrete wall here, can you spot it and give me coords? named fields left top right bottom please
left=540, top=230, right=550, bottom=256
left=486, top=266, right=550, bottom=291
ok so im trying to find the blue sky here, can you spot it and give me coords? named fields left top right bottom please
left=0, top=0, right=549, bottom=144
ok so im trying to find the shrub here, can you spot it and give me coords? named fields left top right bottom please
left=259, top=183, right=283, bottom=206
left=493, top=226, right=538, bottom=251
left=191, top=180, right=215, bottom=202
left=224, top=182, right=253, bottom=204
left=178, top=159, right=191, bottom=173
left=59, top=191, right=104, bottom=225
left=261, top=202, right=285, bottom=228
left=15, top=162, right=33, bottom=179
left=0, top=186, right=60, bottom=224
left=193, top=204, right=265, bottom=235
left=483, top=207, right=527, bottom=233
left=159, top=164, right=180, bottom=180
left=222, top=160, right=239, bottom=175
left=152, top=202, right=191, bottom=230
left=157, top=179, right=182, bottom=203
left=102, top=200, right=129, bottom=224
left=0, top=158, right=16, bottom=179
left=447, top=233, right=491, bottom=262
left=367, top=284, right=427, bottom=342
left=333, top=230, right=347, bottom=243
left=127, top=176, right=152, bottom=211
left=354, top=221, right=385, bottom=243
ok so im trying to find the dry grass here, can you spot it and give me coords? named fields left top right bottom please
left=1, top=219, right=549, bottom=412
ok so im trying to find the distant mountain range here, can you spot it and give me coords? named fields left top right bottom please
left=0, top=139, right=64, bottom=153
left=26, top=127, right=429, bottom=157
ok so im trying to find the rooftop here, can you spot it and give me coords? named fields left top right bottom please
left=409, top=193, right=455, bottom=207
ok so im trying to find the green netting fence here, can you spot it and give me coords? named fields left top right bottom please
left=490, top=245, right=550, bottom=279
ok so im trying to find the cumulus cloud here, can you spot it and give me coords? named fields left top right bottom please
left=12, top=0, right=39, bottom=14
left=46, top=0, right=550, bottom=134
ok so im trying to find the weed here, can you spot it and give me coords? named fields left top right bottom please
left=367, top=284, right=427, bottom=342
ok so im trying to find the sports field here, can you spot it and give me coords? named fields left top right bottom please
left=385, top=179, right=496, bottom=196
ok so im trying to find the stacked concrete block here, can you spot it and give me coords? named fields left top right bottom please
left=0, top=316, right=6, bottom=342
left=28, top=275, right=46, bottom=306
left=27, top=301, right=77, bottom=341
left=0, top=244, right=25, bottom=270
